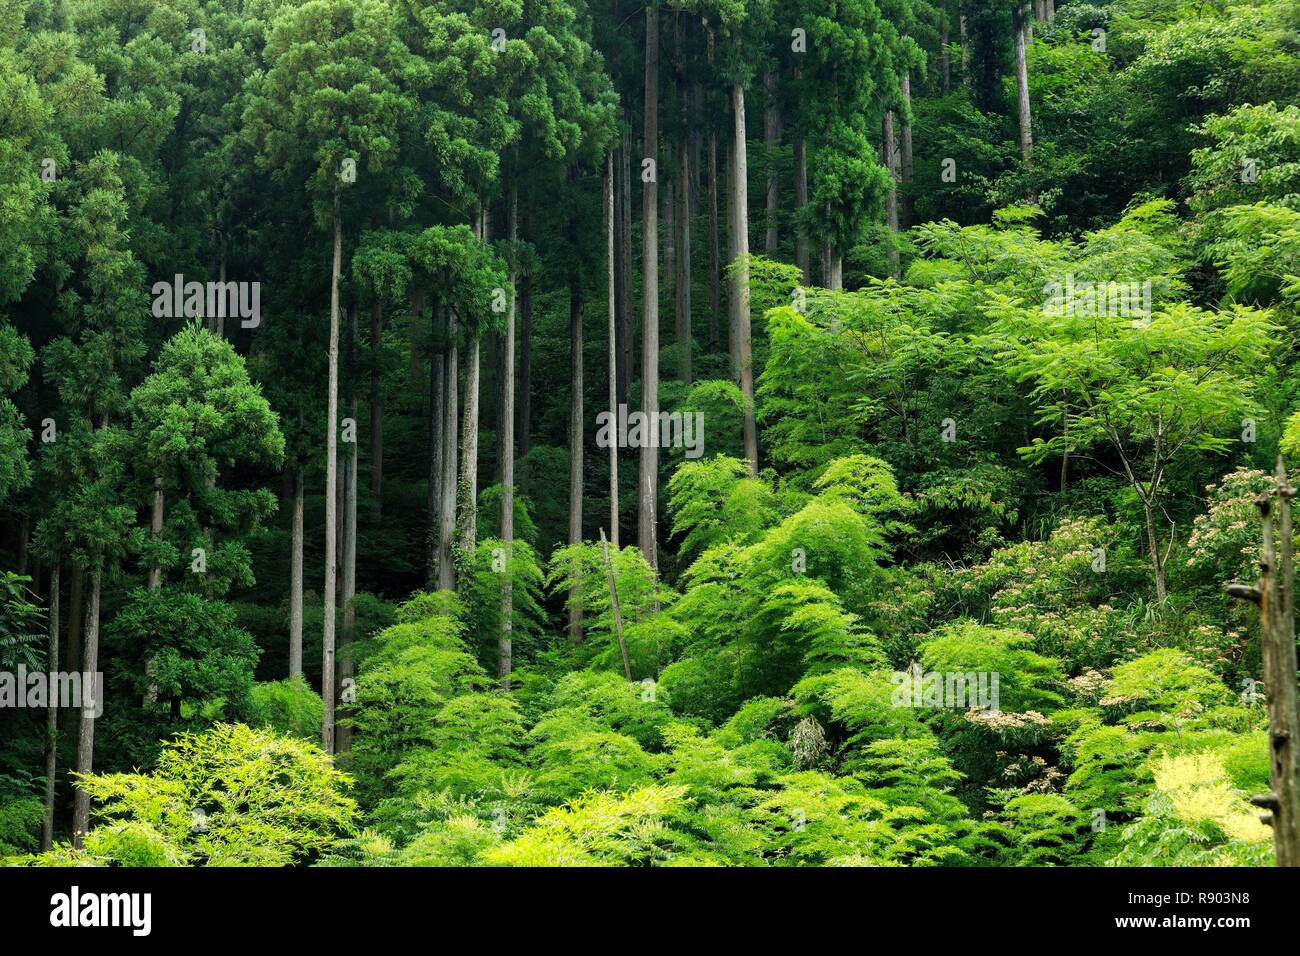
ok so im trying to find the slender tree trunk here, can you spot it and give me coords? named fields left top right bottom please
left=606, top=154, right=619, bottom=549
left=824, top=242, right=843, bottom=290
left=568, top=240, right=584, bottom=644
left=457, top=330, right=481, bottom=573
left=733, top=82, right=758, bottom=478
left=601, top=529, right=632, bottom=681
left=883, top=110, right=901, bottom=277
left=517, top=246, right=532, bottom=457
left=71, top=565, right=101, bottom=848
left=1143, top=499, right=1169, bottom=603
left=764, top=70, right=781, bottom=255
left=66, top=565, right=82, bottom=675
left=369, top=299, right=383, bottom=523
left=148, top=478, right=163, bottom=589
left=707, top=124, right=721, bottom=350
left=337, top=402, right=357, bottom=752
left=437, top=306, right=459, bottom=591
left=901, top=72, right=915, bottom=229
left=41, top=563, right=59, bottom=851
left=290, top=463, right=303, bottom=677
left=941, top=1, right=951, bottom=92
left=1045, top=0, right=1055, bottom=21
left=677, top=137, right=692, bottom=384
left=664, top=178, right=675, bottom=329
left=639, top=4, right=660, bottom=570
left=321, top=192, right=342, bottom=755
left=794, top=131, right=809, bottom=283
left=618, top=134, right=633, bottom=409
left=426, top=315, right=445, bottom=583
left=337, top=306, right=358, bottom=752
left=500, top=189, right=518, bottom=685
left=960, top=14, right=971, bottom=86
left=1015, top=5, right=1034, bottom=164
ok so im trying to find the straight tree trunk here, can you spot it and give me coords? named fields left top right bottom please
left=321, top=192, right=342, bottom=755
left=41, top=563, right=59, bottom=851
left=764, top=70, right=781, bottom=255
left=1015, top=5, right=1034, bottom=164
left=733, top=82, right=758, bottom=479
left=601, top=529, right=632, bottom=681
left=639, top=3, right=660, bottom=571
left=517, top=255, right=532, bottom=458
left=369, top=299, right=383, bottom=523
left=437, top=306, right=459, bottom=591
left=337, top=389, right=357, bottom=753
left=148, top=478, right=164, bottom=589
left=568, top=241, right=584, bottom=644
left=618, top=134, right=634, bottom=409
left=883, top=110, right=901, bottom=277
left=960, top=15, right=971, bottom=85
left=664, top=178, right=675, bottom=326
left=289, top=464, right=304, bottom=677
left=941, top=1, right=951, bottom=92
left=606, top=154, right=619, bottom=549
left=71, top=565, right=101, bottom=848
left=426, top=316, right=445, bottom=583
left=901, top=72, right=915, bottom=229
left=457, top=330, right=481, bottom=573
left=794, top=131, right=810, bottom=283
left=66, top=565, right=82, bottom=674
left=1143, top=499, right=1168, bottom=603
left=707, top=125, right=721, bottom=350
left=677, top=136, right=692, bottom=384
left=500, top=189, right=518, bottom=685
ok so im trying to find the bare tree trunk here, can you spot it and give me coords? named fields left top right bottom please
left=289, top=463, right=303, bottom=677
left=1046, top=0, right=1055, bottom=21
left=1015, top=5, right=1034, bottom=164
left=664, top=178, right=675, bottom=331
left=71, top=565, right=101, bottom=848
left=941, top=1, right=951, bottom=92
left=337, top=396, right=357, bottom=752
left=733, top=82, right=758, bottom=478
left=824, top=242, right=843, bottom=290
left=369, top=300, right=383, bottom=523
left=764, top=70, right=781, bottom=255
left=66, top=566, right=82, bottom=674
left=500, top=190, right=518, bottom=685
left=517, top=228, right=532, bottom=459
left=457, top=331, right=481, bottom=573
left=437, top=306, right=459, bottom=591
left=41, top=562, right=59, bottom=851
left=568, top=243, right=584, bottom=644
left=707, top=124, right=721, bottom=351
left=883, top=110, right=901, bottom=277
left=148, top=478, right=163, bottom=589
left=618, top=134, right=633, bottom=409
left=639, top=3, right=660, bottom=571
left=1143, top=499, right=1168, bottom=603
left=426, top=312, right=444, bottom=582
left=960, top=14, right=970, bottom=86
left=677, top=136, right=692, bottom=384
left=606, top=154, right=619, bottom=549
left=794, top=131, right=809, bottom=283
left=321, top=193, right=342, bottom=755
left=601, top=529, right=632, bottom=681
left=901, top=72, right=915, bottom=229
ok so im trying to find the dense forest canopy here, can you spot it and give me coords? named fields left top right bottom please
left=0, top=0, right=1298, bottom=868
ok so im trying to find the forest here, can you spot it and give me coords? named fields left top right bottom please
left=0, top=0, right=1298, bottom=870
